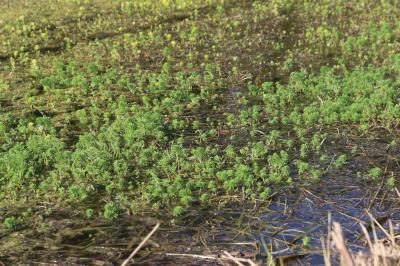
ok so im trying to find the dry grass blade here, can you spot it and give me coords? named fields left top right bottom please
left=331, top=222, right=355, bottom=266
left=326, top=215, right=400, bottom=266
left=121, top=222, right=160, bottom=266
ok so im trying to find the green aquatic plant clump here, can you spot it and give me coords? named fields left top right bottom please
left=1, top=62, right=399, bottom=216
left=260, top=66, right=400, bottom=130
left=3, top=216, right=18, bottom=230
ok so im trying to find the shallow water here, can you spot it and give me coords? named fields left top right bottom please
left=258, top=176, right=400, bottom=265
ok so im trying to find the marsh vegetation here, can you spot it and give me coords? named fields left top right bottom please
left=0, top=0, right=399, bottom=264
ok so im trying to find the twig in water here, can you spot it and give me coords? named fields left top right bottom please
left=366, top=211, right=393, bottom=243
left=395, top=187, right=400, bottom=198
left=166, top=253, right=217, bottom=261
left=121, top=222, right=160, bottom=266
left=222, top=251, right=245, bottom=266
left=166, top=251, right=259, bottom=265
left=222, top=251, right=258, bottom=266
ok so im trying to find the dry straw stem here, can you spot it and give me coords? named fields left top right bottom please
left=121, top=222, right=160, bottom=266
left=331, top=222, right=355, bottom=266
left=328, top=218, right=400, bottom=266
